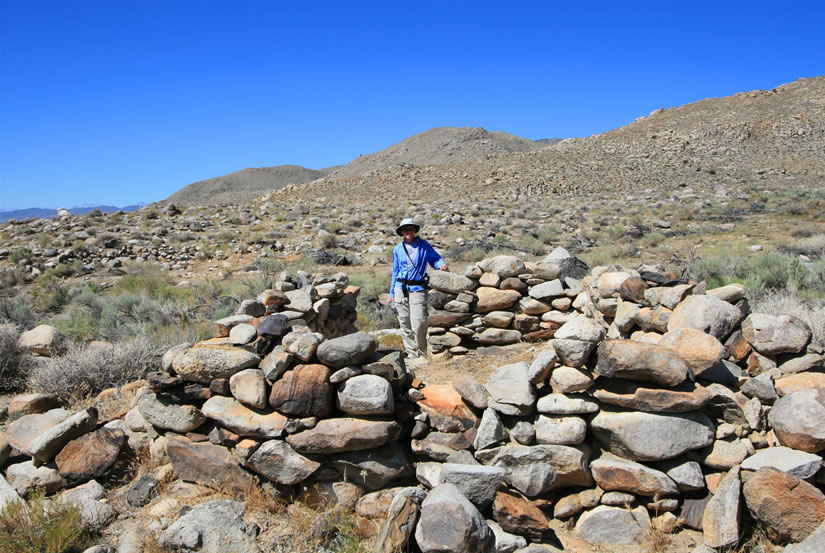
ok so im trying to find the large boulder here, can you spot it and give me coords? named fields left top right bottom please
left=485, top=362, right=535, bottom=416
left=137, top=392, right=206, bottom=433
left=590, top=410, right=714, bottom=461
left=55, top=427, right=126, bottom=486
left=667, top=294, right=742, bottom=340
left=29, top=407, right=98, bottom=466
left=741, top=313, right=812, bottom=355
left=336, top=374, right=395, bottom=416
left=440, top=463, right=506, bottom=510
left=479, top=444, right=593, bottom=496
left=17, top=324, right=66, bottom=356
left=590, top=455, right=679, bottom=496
left=201, top=396, right=287, bottom=438
left=316, top=332, right=376, bottom=368
left=595, top=340, right=690, bottom=386
left=6, top=409, right=69, bottom=455
left=166, top=435, right=253, bottom=491
left=171, top=344, right=261, bottom=384
left=658, top=328, right=727, bottom=379
left=742, top=467, right=825, bottom=544
left=575, top=505, right=650, bottom=545
left=269, top=364, right=333, bottom=418
left=769, top=389, right=825, bottom=453
left=160, top=500, right=260, bottom=553
left=740, top=446, right=823, bottom=480
left=475, top=287, right=522, bottom=313
left=702, top=466, right=742, bottom=548
left=245, top=440, right=320, bottom=485
left=478, top=256, right=526, bottom=278
left=414, top=483, right=492, bottom=553
left=286, top=418, right=401, bottom=454
left=429, top=271, right=475, bottom=294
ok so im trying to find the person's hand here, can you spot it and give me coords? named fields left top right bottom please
left=439, top=265, right=449, bottom=271
left=386, top=295, right=395, bottom=305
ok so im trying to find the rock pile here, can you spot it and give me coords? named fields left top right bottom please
left=2, top=253, right=825, bottom=553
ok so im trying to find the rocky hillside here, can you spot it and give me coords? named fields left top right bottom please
left=328, top=126, right=541, bottom=179
left=162, top=165, right=338, bottom=206
left=270, top=76, right=825, bottom=205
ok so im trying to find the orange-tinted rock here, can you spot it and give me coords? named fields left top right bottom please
left=743, top=467, right=825, bottom=543
left=775, top=372, right=825, bottom=396
left=416, top=384, right=478, bottom=432
left=268, top=364, right=333, bottom=417
left=493, top=488, right=552, bottom=541
left=56, top=427, right=126, bottom=485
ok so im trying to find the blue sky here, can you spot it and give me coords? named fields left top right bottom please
left=1, top=0, right=823, bottom=210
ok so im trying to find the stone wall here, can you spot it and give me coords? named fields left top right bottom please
left=3, top=252, right=825, bottom=553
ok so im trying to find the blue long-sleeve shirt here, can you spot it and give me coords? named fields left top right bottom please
left=389, top=237, right=445, bottom=296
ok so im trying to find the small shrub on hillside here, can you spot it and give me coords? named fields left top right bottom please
left=0, top=267, right=28, bottom=289
left=742, top=252, right=810, bottom=296
left=0, top=295, right=36, bottom=327
left=320, top=234, right=338, bottom=249
left=0, top=324, right=36, bottom=392
left=781, top=233, right=825, bottom=258
left=0, top=491, right=90, bottom=553
left=31, top=273, right=70, bottom=311
left=640, top=231, right=667, bottom=248
left=28, top=336, right=161, bottom=399
left=242, top=259, right=286, bottom=295
left=517, top=235, right=546, bottom=256
left=9, top=247, right=34, bottom=264
left=112, top=266, right=191, bottom=302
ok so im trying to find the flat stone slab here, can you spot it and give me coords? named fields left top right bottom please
left=201, top=396, right=287, bottom=438
left=741, top=446, right=823, bottom=480
left=286, top=418, right=401, bottom=454
left=593, top=380, right=711, bottom=412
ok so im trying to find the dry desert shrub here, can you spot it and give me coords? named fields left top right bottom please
left=0, top=490, right=91, bottom=553
left=0, top=323, right=36, bottom=392
left=27, top=336, right=160, bottom=400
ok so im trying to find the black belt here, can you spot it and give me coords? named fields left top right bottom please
left=398, top=277, right=429, bottom=298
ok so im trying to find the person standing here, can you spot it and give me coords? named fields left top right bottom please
left=387, top=218, right=449, bottom=364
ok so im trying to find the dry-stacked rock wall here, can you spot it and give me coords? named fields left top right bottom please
left=2, top=253, right=825, bottom=553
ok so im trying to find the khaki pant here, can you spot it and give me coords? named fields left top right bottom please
left=394, top=287, right=429, bottom=358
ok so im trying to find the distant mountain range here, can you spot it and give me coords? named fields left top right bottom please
left=0, top=204, right=145, bottom=224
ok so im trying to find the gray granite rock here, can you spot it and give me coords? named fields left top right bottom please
left=575, top=505, right=650, bottom=545
left=590, top=410, right=714, bottom=461
left=160, top=500, right=260, bottom=553
left=414, top=483, right=492, bottom=553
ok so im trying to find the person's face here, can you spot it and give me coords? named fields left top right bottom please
left=400, top=226, right=417, bottom=243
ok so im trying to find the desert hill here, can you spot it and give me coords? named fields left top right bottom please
left=269, top=75, right=825, bottom=205
left=328, top=126, right=541, bottom=179
left=161, top=164, right=339, bottom=206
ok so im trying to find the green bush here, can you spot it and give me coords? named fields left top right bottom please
left=640, top=231, right=667, bottom=248
left=687, top=250, right=824, bottom=298
left=0, top=324, right=36, bottom=392
left=0, top=491, right=90, bottom=553
left=28, top=336, right=162, bottom=399
left=517, top=235, right=546, bottom=257
left=31, top=273, right=69, bottom=311
left=9, top=247, right=33, bottom=264
left=320, top=234, right=338, bottom=249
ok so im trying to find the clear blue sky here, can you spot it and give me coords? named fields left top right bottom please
left=1, top=0, right=823, bottom=210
